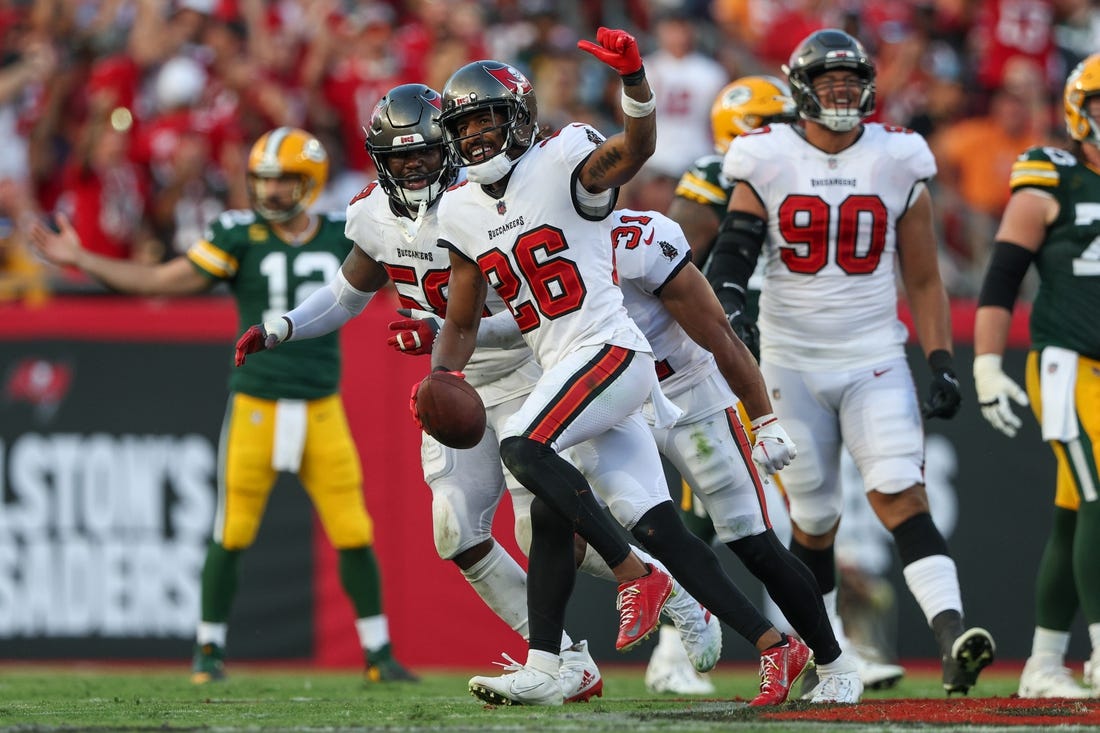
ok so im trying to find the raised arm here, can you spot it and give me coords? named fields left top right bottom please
left=30, top=212, right=211, bottom=295
left=576, top=27, right=655, bottom=193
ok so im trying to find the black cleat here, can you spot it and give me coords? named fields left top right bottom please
left=943, top=627, right=995, bottom=695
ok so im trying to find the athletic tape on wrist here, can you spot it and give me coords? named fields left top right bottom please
left=621, top=90, right=656, bottom=118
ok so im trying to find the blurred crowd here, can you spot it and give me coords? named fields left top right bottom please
left=0, top=0, right=1094, bottom=302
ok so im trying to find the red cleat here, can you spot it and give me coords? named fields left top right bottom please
left=749, top=636, right=814, bottom=706
left=615, top=564, right=673, bottom=651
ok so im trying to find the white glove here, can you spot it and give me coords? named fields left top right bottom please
left=262, top=316, right=290, bottom=347
left=973, top=353, right=1029, bottom=438
left=751, top=413, right=797, bottom=474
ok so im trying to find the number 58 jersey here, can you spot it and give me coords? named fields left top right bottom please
left=723, top=123, right=936, bottom=371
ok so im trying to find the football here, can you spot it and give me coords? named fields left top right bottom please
left=415, top=371, right=486, bottom=449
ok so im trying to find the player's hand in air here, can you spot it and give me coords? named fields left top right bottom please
left=387, top=310, right=442, bottom=356
left=973, top=353, right=1029, bottom=437
left=922, top=350, right=962, bottom=420
left=727, top=308, right=761, bottom=361
left=577, top=27, right=643, bottom=78
left=29, top=212, right=83, bottom=268
left=750, top=414, right=797, bottom=474
left=235, top=318, right=290, bottom=366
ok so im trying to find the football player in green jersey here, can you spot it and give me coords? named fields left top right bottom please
left=30, top=127, right=416, bottom=685
left=975, top=55, right=1100, bottom=699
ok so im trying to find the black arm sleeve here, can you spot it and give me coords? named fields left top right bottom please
left=977, top=240, right=1035, bottom=311
left=703, top=211, right=766, bottom=314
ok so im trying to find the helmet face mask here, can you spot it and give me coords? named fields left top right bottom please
left=366, top=84, right=456, bottom=212
left=440, top=60, right=539, bottom=184
left=784, top=29, right=876, bottom=132
left=247, top=127, right=328, bottom=223
left=711, top=75, right=797, bottom=153
left=1065, top=54, right=1100, bottom=146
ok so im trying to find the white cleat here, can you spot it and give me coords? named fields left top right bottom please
left=560, top=640, right=603, bottom=703
left=809, top=657, right=863, bottom=704
left=1087, top=657, right=1100, bottom=697
left=469, top=656, right=564, bottom=706
left=645, top=626, right=717, bottom=695
left=661, top=582, right=722, bottom=673
left=855, top=654, right=905, bottom=690
left=1018, top=656, right=1091, bottom=699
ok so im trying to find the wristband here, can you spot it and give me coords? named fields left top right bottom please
left=621, top=90, right=656, bottom=118
left=621, top=68, right=646, bottom=86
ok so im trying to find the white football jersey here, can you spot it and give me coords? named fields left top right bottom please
left=438, top=124, right=650, bottom=369
left=344, top=181, right=533, bottom=399
left=723, top=123, right=935, bottom=370
left=610, top=209, right=717, bottom=400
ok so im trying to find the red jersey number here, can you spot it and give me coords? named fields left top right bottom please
left=777, top=194, right=888, bottom=275
left=479, top=225, right=585, bottom=332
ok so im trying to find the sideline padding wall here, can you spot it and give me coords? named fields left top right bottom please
left=1, top=296, right=1073, bottom=665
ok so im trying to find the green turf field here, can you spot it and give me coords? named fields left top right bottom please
left=0, top=663, right=1077, bottom=732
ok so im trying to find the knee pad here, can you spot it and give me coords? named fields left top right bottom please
left=514, top=513, right=533, bottom=557
left=789, top=500, right=842, bottom=537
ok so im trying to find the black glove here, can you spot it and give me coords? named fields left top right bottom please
left=922, top=349, right=961, bottom=419
left=728, top=309, right=760, bottom=362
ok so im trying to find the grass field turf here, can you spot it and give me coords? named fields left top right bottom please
left=2, top=662, right=1098, bottom=732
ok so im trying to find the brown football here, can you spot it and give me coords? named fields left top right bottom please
left=415, top=371, right=487, bottom=449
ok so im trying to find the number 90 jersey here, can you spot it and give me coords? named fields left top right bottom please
left=345, top=181, right=534, bottom=398
left=723, top=123, right=936, bottom=370
left=438, top=124, right=649, bottom=370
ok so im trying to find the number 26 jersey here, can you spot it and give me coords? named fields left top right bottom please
left=438, top=123, right=649, bottom=370
left=723, top=122, right=936, bottom=371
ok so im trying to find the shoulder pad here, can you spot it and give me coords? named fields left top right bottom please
left=871, top=124, right=936, bottom=180
left=1010, top=146, right=1075, bottom=191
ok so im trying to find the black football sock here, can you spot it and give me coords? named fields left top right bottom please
left=500, top=435, right=632, bottom=568
left=631, top=501, right=773, bottom=647
left=730, top=530, right=841, bottom=664
left=526, top=496, right=577, bottom=654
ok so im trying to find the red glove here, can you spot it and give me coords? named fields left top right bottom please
left=234, top=318, right=290, bottom=366
left=235, top=326, right=267, bottom=367
left=387, top=318, right=439, bottom=356
left=577, top=27, right=643, bottom=77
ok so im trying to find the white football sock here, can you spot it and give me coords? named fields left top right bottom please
left=196, top=622, right=227, bottom=647
left=901, top=554, right=963, bottom=624
left=356, top=615, right=389, bottom=652
left=461, top=541, right=530, bottom=640
left=1031, top=627, right=1071, bottom=662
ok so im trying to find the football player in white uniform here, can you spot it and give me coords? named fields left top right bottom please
left=234, top=84, right=716, bottom=705
left=593, top=208, right=862, bottom=703
left=714, top=29, right=995, bottom=695
left=430, top=32, right=812, bottom=707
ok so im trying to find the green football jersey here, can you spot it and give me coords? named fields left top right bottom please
left=674, top=152, right=762, bottom=318
left=1010, top=147, right=1100, bottom=360
left=674, top=153, right=730, bottom=222
left=187, top=209, right=352, bottom=399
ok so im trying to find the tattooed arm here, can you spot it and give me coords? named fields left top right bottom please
left=576, top=76, right=656, bottom=194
